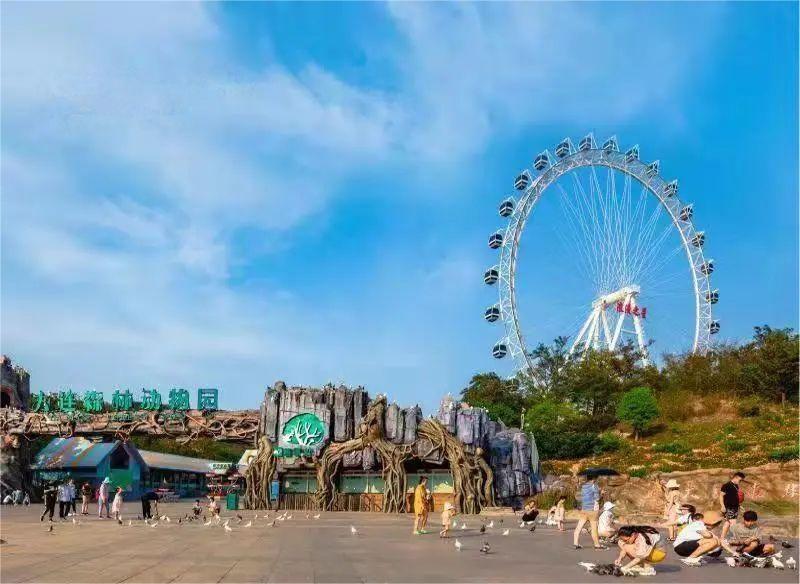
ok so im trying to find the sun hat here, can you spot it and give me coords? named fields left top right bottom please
left=665, top=479, right=680, bottom=489
left=444, top=502, right=455, bottom=511
left=603, top=501, right=615, bottom=511
left=702, top=510, right=723, bottom=526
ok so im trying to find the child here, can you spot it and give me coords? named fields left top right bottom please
left=111, top=487, right=124, bottom=522
left=598, top=501, right=618, bottom=540
left=439, top=502, right=456, bottom=538
left=208, top=495, right=220, bottom=518
left=192, top=499, right=202, bottom=517
left=554, top=496, right=566, bottom=531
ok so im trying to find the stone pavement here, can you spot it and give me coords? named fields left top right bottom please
left=0, top=503, right=796, bottom=583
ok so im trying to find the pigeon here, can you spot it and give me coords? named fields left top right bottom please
left=487, top=520, right=494, bottom=529
left=72, top=518, right=77, bottom=525
left=305, top=513, right=310, bottom=519
left=771, top=557, right=785, bottom=570
left=118, top=519, right=123, bottom=525
left=224, top=524, right=233, bottom=533
left=150, top=521, right=159, bottom=528
left=451, top=519, right=457, bottom=528
left=236, top=514, right=243, bottom=522
left=479, top=525, right=486, bottom=534
left=287, top=514, right=293, bottom=520
left=578, top=562, right=596, bottom=572
left=178, top=518, right=182, bottom=524
left=244, top=521, right=252, bottom=528
left=786, top=557, right=796, bottom=570
left=128, top=520, right=132, bottom=526
left=460, top=523, right=467, bottom=530
left=480, top=541, right=491, bottom=554
left=583, top=563, right=624, bottom=576
left=313, top=514, right=321, bottom=520
left=502, top=529, right=510, bottom=536
left=782, top=541, right=795, bottom=549
left=47, top=525, right=54, bottom=534
left=350, top=525, right=359, bottom=536
left=165, top=516, right=171, bottom=523
left=137, top=515, right=142, bottom=520
left=725, top=557, right=737, bottom=567
left=454, top=539, right=463, bottom=551
left=223, top=519, right=230, bottom=528
left=263, top=514, right=269, bottom=518
left=203, top=518, right=212, bottom=527
left=519, top=522, right=526, bottom=529
left=269, top=520, right=277, bottom=527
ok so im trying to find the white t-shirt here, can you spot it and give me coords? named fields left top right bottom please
left=674, top=520, right=707, bottom=547
left=598, top=510, right=615, bottom=533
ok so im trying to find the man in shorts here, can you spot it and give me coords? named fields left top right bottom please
left=726, top=510, right=776, bottom=557
left=719, top=471, right=745, bottom=539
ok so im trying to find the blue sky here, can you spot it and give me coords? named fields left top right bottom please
left=1, top=2, right=797, bottom=413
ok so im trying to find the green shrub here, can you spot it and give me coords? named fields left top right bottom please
left=617, top=387, right=660, bottom=439
left=535, top=431, right=600, bottom=459
left=721, top=439, right=748, bottom=453
left=769, top=446, right=799, bottom=462
left=595, top=432, right=624, bottom=454
left=628, top=468, right=648, bottom=478
left=736, top=397, right=761, bottom=417
left=653, top=440, right=690, bottom=455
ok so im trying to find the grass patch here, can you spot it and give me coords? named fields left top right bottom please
left=721, top=438, right=748, bottom=453
left=653, top=440, right=690, bottom=455
left=769, top=446, right=799, bottom=462
left=749, top=499, right=800, bottom=517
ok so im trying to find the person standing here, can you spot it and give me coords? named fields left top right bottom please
left=412, top=476, right=429, bottom=535
left=662, top=479, right=681, bottom=541
left=81, top=482, right=92, bottom=515
left=573, top=476, right=604, bottom=549
left=67, top=478, right=77, bottom=515
left=141, top=490, right=160, bottom=519
left=40, top=482, right=57, bottom=522
left=719, top=472, right=745, bottom=539
left=111, top=487, right=124, bottom=522
left=554, top=496, right=567, bottom=531
left=57, top=481, right=71, bottom=519
left=97, top=477, right=111, bottom=518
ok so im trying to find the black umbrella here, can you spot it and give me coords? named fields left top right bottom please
left=578, top=467, right=620, bottom=478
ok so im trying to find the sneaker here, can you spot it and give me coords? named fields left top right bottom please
left=574, top=545, right=583, bottom=550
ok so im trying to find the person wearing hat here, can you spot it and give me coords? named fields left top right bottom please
left=97, top=477, right=111, bottom=519
left=662, top=479, right=681, bottom=541
left=439, top=501, right=457, bottom=538
left=673, top=510, right=724, bottom=563
left=598, top=501, right=618, bottom=540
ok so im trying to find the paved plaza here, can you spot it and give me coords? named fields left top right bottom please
left=0, top=503, right=796, bottom=583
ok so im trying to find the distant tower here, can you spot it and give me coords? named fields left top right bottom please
left=1, top=355, right=31, bottom=410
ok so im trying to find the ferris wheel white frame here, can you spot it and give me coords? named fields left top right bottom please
left=485, top=134, right=718, bottom=374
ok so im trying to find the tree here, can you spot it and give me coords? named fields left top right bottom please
left=460, top=373, right=525, bottom=427
left=739, top=326, right=799, bottom=405
left=616, top=386, right=660, bottom=440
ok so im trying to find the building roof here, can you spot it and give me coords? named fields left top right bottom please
left=138, top=449, right=231, bottom=475
left=31, top=437, right=120, bottom=470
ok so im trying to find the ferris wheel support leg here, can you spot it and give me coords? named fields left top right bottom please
left=610, top=310, right=625, bottom=350
left=600, top=309, right=613, bottom=348
left=629, top=298, right=649, bottom=365
left=569, top=310, right=596, bottom=357
left=584, top=309, right=600, bottom=353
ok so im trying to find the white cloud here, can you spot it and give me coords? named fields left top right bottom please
left=1, top=2, right=721, bottom=410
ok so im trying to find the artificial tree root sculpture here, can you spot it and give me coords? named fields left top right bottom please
left=416, top=419, right=494, bottom=514
left=244, top=436, right=276, bottom=510
left=315, top=395, right=412, bottom=512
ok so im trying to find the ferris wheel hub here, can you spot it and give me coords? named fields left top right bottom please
left=592, top=285, right=641, bottom=309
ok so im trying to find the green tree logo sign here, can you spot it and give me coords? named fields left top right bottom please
left=281, top=413, right=326, bottom=447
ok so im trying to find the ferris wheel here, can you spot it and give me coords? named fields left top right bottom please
left=484, top=133, right=718, bottom=375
